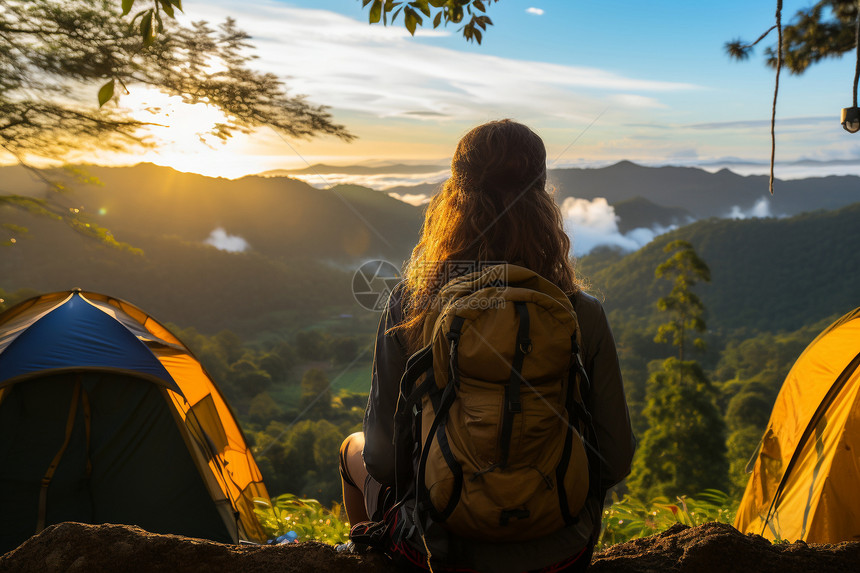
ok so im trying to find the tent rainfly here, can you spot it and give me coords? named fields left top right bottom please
left=0, top=290, right=271, bottom=553
left=735, top=307, right=860, bottom=543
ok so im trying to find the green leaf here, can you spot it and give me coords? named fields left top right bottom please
left=98, top=79, right=115, bottom=107
left=369, top=0, right=382, bottom=23
left=414, top=0, right=431, bottom=17
left=433, top=11, right=442, bottom=27
left=473, top=27, right=482, bottom=44
left=171, top=0, right=183, bottom=11
left=159, top=0, right=175, bottom=18
left=404, top=7, right=421, bottom=35
left=474, top=0, right=486, bottom=12
left=139, top=9, right=152, bottom=42
left=121, top=0, right=135, bottom=16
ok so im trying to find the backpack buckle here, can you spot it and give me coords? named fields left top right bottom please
left=518, top=338, right=532, bottom=354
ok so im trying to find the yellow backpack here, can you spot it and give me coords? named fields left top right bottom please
left=393, top=264, right=595, bottom=544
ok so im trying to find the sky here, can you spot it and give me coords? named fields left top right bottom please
left=99, top=0, right=859, bottom=179
left=13, top=0, right=859, bottom=179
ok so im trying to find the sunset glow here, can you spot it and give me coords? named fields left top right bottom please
left=116, top=87, right=266, bottom=178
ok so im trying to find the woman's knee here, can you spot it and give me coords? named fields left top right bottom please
left=339, top=432, right=367, bottom=488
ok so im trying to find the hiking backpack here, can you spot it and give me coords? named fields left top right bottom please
left=391, top=263, right=597, bottom=546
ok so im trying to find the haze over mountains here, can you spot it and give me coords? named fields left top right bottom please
left=2, top=161, right=859, bottom=335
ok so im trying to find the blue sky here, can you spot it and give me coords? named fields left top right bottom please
left=123, top=0, right=860, bottom=177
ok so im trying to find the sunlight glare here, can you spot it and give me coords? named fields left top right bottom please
left=116, top=86, right=261, bottom=178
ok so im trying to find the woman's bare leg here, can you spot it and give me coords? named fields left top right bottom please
left=340, top=432, right=370, bottom=524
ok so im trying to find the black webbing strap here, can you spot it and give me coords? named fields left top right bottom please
left=415, top=317, right=465, bottom=523
left=571, top=337, right=591, bottom=398
left=555, top=365, right=577, bottom=527
left=499, top=302, right=530, bottom=468
left=568, top=335, right=604, bottom=503
left=394, top=343, right=434, bottom=499
left=435, top=421, right=463, bottom=520
left=399, top=343, right=435, bottom=402
left=415, top=368, right=459, bottom=521
left=37, top=379, right=82, bottom=533
left=393, top=343, right=434, bottom=453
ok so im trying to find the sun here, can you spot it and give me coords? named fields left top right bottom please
left=111, top=86, right=270, bottom=178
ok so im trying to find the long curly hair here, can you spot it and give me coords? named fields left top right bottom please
left=396, top=119, right=580, bottom=353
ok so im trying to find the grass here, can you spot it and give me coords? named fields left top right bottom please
left=597, top=489, right=739, bottom=549
left=267, top=362, right=372, bottom=409
left=253, top=489, right=740, bottom=549
left=327, top=363, right=372, bottom=393
left=254, top=493, right=350, bottom=545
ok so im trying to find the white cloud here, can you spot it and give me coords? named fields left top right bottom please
left=388, top=192, right=432, bottom=206
left=609, top=94, right=667, bottom=109
left=204, top=228, right=250, bottom=252
left=182, top=1, right=698, bottom=124
left=560, top=197, right=673, bottom=256
left=727, top=197, right=772, bottom=220
left=289, top=170, right=449, bottom=191
left=526, top=7, right=545, bottom=16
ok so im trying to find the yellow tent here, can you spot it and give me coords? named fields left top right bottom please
left=735, top=307, right=860, bottom=543
left=0, top=290, right=271, bottom=552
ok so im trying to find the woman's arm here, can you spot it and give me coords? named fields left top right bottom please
left=575, top=292, right=636, bottom=490
left=362, top=285, right=408, bottom=486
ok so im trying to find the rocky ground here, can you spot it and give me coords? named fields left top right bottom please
left=2, top=521, right=859, bottom=573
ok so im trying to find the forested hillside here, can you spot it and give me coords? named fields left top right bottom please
left=4, top=162, right=860, bottom=505
left=577, top=203, right=860, bottom=498
left=0, top=164, right=423, bottom=334
left=578, top=202, right=860, bottom=333
left=0, top=164, right=422, bottom=263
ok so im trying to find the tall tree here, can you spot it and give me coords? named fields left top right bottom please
left=727, top=0, right=859, bottom=74
left=628, top=240, right=727, bottom=500
left=627, top=358, right=728, bottom=500
left=653, top=240, right=711, bottom=363
left=725, top=1, right=860, bottom=190
left=0, top=0, right=352, bottom=243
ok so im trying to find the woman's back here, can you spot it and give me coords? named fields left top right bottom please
left=341, top=120, right=635, bottom=573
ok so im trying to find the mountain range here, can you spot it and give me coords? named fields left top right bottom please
left=2, top=161, right=858, bottom=336
left=382, top=161, right=860, bottom=220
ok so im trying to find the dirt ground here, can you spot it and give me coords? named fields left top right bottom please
left=2, top=521, right=859, bottom=573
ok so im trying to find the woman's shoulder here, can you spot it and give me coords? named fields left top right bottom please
left=569, top=290, right=612, bottom=353
left=570, top=290, right=606, bottom=323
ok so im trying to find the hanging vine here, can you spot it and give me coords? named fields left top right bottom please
left=727, top=0, right=860, bottom=194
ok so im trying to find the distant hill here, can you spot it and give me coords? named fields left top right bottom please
left=549, top=161, right=860, bottom=219
left=262, top=163, right=447, bottom=176
left=611, top=197, right=692, bottom=234
left=385, top=161, right=860, bottom=224
left=0, top=164, right=423, bottom=335
left=0, top=163, right=422, bottom=263
left=3, top=162, right=859, bottom=337
left=0, top=207, right=359, bottom=335
left=578, top=202, right=860, bottom=333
